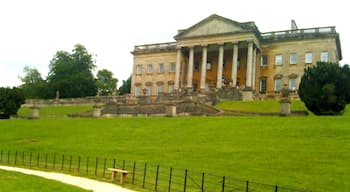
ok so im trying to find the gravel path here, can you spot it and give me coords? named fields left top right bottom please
left=0, top=165, right=136, bottom=192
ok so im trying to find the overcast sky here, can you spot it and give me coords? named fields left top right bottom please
left=0, top=0, right=348, bottom=87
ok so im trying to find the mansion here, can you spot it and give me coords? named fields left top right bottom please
left=131, top=14, right=342, bottom=100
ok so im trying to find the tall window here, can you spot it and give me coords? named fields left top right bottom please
left=274, top=79, right=282, bottom=91
left=261, top=55, right=268, bottom=66
left=169, top=63, right=175, bottom=72
left=290, top=53, right=297, bottom=64
left=260, top=79, right=267, bottom=93
left=147, top=64, right=153, bottom=74
left=305, top=53, right=313, bottom=64
left=135, top=86, right=141, bottom=96
left=289, top=79, right=296, bottom=91
left=206, top=61, right=212, bottom=70
left=157, top=85, right=163, bottom=94
left=158, top=63, right=164, bottom=73
left=168, top=84, right=174, bottom=93
left=146, top=85, right=152, bottom=96
left=275, top=54, right=283, bottom=65
left=321, top=52, right=329, bottom=62
left=136, top=65, right=142, bottom=75
left=194, top=62, right=200, bottom=71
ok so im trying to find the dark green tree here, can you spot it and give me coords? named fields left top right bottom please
left=118, top=75, right=131, bottom=95
left=19, top=66, right=50, bottom=99
left=0, top=87, right=25, bottom=119
left=47, top=44, right=97, bottom=98
left=96, top=69, right=118, bottom=96
left=298, top=61, right=349, bottom=115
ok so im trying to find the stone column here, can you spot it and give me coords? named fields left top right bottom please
left=216, top=44, right=224, bottom=89
left=187, top=46, right=194, bottom=89
left=231, top=42, right=238, bottom=87
left=30, top=105, right=40, bottom=119
left=174, top=48, right=182, bottom=91
left=246, top=42, right=253, bottom=88
left=200, top=45, right=207, bottom=91
left=252, top=47, right=257, bottom=89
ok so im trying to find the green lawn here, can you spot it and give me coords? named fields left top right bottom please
left=0, top=102, right=349, bottom=192
left=215, top=100, right=308, bottom=112
left=0, top=169, right=89, bottom=192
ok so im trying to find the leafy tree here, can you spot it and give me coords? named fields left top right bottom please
left=19, top=66, right=50, bottom=99
left=0, top=87, right=25, bottom=119
left=298, top=62, right=349, bottom=115
left=96, top=69, right=118, bottom=96
left=118, top=75, right=131, bottom=95
left=47, top=44, right=97, bottom=98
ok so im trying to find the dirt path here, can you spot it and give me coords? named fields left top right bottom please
left=0, top=165, right=136, bottom=192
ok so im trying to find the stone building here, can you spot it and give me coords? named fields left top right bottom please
left=131, top=14, right=342, bottom=100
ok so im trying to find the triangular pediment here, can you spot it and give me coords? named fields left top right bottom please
left=175, top=14, right=256, bottom=40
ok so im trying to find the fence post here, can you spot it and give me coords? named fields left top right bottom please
left=113, top=159, right=116, bottom=168
left=37, top=152, right=40, bottom=167
left=22, top=151, right=25, bottom=165
left=86, top=156, right=89, bottom=174
left=155, top=165, right=159, bottom=191
left=184, top=169, right=188, bottom=192
left=201, top=172, right=205, bottom=192
left=69, top=155, right=72, bottom=172
left=15, top=151, right=18, bottom=165
left=275, top=185, right=278, bottom=192
left=246, top=180, right=249, bottom=192
left=142, top=163, right=147, bottom=188
left=168, top=167, right=172, bottom=192
left=103, top=158, right=107, bottom=177
left=7, top=151, right=10, bottom=164
left=0, top=150, right=3, bottom=162
left=45, top=153, right=48, bottom=168
left=122, top=160, right=126, bottom=170
left=78, top=156, right=81, bottom=172
left=95, top=157, right=98, bottom=176
left=61, top=154, right=64, bottom=170
left=132, top=161, right=136, bottom=185
left=222, top=176, right=226, bottom=192
left=29, top=152, right=32, bottom=166
left=53, top=153, right=56, bottom=169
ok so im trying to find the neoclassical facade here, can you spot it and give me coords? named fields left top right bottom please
left=131, top=14, right=342, bottom=100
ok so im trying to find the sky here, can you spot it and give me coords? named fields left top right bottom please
left=0, top=0, right=348, bottom=87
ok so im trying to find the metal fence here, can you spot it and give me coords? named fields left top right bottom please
left=0, top=150, right=311, bottom=192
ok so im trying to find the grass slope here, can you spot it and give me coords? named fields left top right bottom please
left=215, top=100, right=308, bottom=112
left=0, top=169, right=89, bottom=192
left=0, top=110, right=349, bottom=192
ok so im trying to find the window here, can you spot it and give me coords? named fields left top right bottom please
left=205, top=83, right=209, bottom=91
left=321, top=52, right=329, bottom=62
left=194, top=62, right=200, bottom=71
left=136, top=65, right=142, bottom=75
left=146, top=85, right=152, bottom=96
left=275, top=54, right=283, bottom=65
left=261, top=55, right=268, bottom=66
left=135, top=86, right=141, bottom=96
left=147, top=64, right=153, bottom=74
left=158, top=63, right=164, bottom=73
left=289, top=79, right=296, bottom=91
left=168, top=84, right=174, bottom=93
left=237, top=59, right=241, bottom=69
left=274, top=79, right=282, bottom=91
left=157, top=85, right=163, bottom=94
left=193, top=83, right=198, bottom=92
left=290, top=53, right=297, bottom=64
left=169, top=63, right=175, bottom=72
left=305, top=53, right=313, bottom=64
left=206, top=61, right=212, bottom=70
left=260, top=79, right=267, bottom=93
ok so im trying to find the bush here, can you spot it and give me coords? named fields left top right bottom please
left=298, top=62, right=350, bottom=115
left=0, top=87, right=25, bottom=119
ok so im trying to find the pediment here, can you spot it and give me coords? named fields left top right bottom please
left=175, top=14, right=254, bottom=40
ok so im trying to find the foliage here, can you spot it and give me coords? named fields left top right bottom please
left=118, top=75, right=131, bottom=95
left=0, top=87, right=25, bottom=119
left=19, top=66, right=51, bottom=99
left=298, top=62, right=350, bottom=115
left=96, top=69, right=118, bottom=96
left=0, top=111, right=349, bottom=192
left=0, top=169, right=89, bottom=192
left=47, top=44, right=97, bottom=98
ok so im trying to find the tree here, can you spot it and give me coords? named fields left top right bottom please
left=298, top=62, right=349, bottom=115
left=0, top=87, right=25, bottom=119
left=96, top=69, right=118, bottom=96
left=47, top=44, right=97, bottom=98
left=19, top=66, right=50, bottom=99
left=118, top=75, right=131, bottom=95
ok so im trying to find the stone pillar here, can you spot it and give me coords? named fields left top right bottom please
left=93, top=103, right=104, bottom=117
left=231, top=42, right=238, bottom=87
left=200, top=45, right=207, bottom=91
left=166, top=104, right=177, bottom=117
left=252, top=47, right=257, bottom=90
left=174, top=48, right=182, bottom=91
left=216, top=44, right=224, bottom=89
left=30, top=105, right=40, bottom=119
left=280, top=84, right=291, bottom=116
left=246, top=42, right=253, bottom=88
left=187, top=46, right=194, bottom=89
